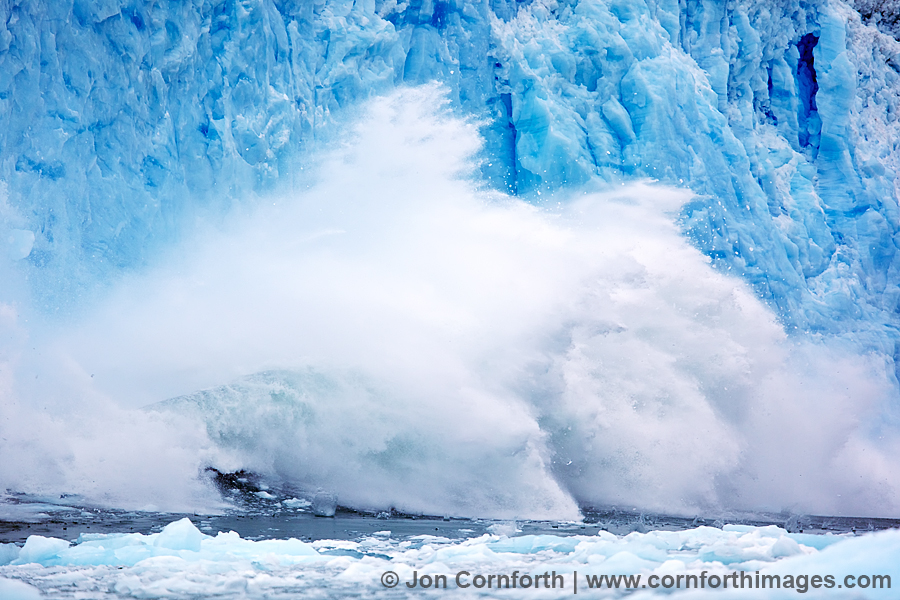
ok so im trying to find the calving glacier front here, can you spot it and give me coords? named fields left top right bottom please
left=490, top=0, right=900, bottom=350
left=0, top=0, right=899, bottom=519
left=2, top=0, right=899, bottom=352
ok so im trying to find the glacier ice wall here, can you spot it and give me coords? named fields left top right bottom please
left=2, top=0, right=900, bottom=516
left=2, top=0, right=900, bottom=360
left=853, top=0, right=900, bottom=39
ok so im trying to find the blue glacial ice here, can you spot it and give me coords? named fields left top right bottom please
left=1, top=0, right=899, bottom=352
left=0, top=518, right=898, bottom=598
left=1, top=0, right=900, bottom=520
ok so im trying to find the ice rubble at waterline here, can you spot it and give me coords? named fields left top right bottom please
left=0, top=518, right=898, bottom=599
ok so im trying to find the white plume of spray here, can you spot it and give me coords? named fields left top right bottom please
left=1, top=84, right=898, bottom=518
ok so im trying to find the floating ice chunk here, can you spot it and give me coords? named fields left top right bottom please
left=487, top=534, right=580, bottom=554
left=312, top=492, right=338, bottom=517
left=486, top=521, right=520, bottom=537
left=202, top=531, right=320, bottom=562
left=770, top=535, right=805, bottom=558
left=0, top=543, right=20, bottom=566
left=0, top=578, right=41, bottom=600
left=762, top=527, right=900, bottom=594
left=282, top=498, right=311, bottom=509
left=152, top=518, right=206, bottom=552
left=0, top=523, right=896, bottom=598
left=783, top=532, right=846, bottom=551
left=13, top=536, right=70, bottom=565
left=6, top=519, right=321, bottom=569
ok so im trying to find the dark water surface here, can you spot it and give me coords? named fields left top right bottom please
left=2, top=494, right=899, bottom=546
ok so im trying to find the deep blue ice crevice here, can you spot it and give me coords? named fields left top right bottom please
left=797, top=33, right=821, bottom=150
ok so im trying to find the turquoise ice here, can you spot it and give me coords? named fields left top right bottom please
left=2, top=0, right=900, bottom=522
left=1, top=0, right=899, bottom=361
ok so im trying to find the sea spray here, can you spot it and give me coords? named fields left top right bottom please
left=1, top=86, right=898, bottom=518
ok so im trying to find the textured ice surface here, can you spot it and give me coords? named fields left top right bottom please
left=0, top=577, right=40, bottom=600
left=3, top=0, right=900, bottom=519
left=853, top=0, right=900, bottom=39
left=0, top=519, right=897, bottom=598
left=1, top=0, right=899, bottom=355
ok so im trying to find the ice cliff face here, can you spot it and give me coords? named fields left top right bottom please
left=854, top=0, right=900, bottom=39
left=1, top=0, right=899, bottom=360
